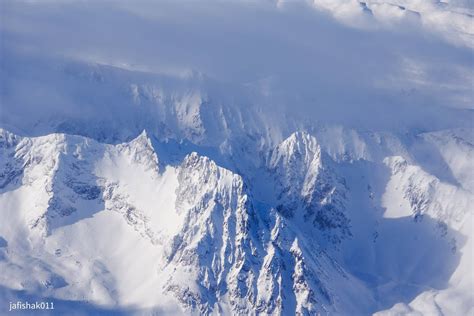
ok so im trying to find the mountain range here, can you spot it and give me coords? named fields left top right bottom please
left=0, top=0, right=473, bottom=315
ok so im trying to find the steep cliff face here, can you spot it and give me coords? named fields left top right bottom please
left=268, top=132, right=350, bottom=246
left=163, top=152, right=260, bottom=314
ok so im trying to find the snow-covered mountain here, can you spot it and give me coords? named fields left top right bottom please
left=0, top=124, right=472, bottom=315
left=0, top=0, right=473, bottom=315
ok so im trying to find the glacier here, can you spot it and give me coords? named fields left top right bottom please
left=0, top=0, right=473, bottom=315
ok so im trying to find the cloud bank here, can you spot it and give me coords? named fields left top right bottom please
left=1, top=0, right=473, bottom=134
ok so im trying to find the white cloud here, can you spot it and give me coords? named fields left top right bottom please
left=1, top=0, right=473, bottom=133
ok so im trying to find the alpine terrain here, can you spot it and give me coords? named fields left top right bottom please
left=0, top=0, right=473, bottom=315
